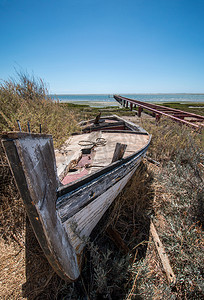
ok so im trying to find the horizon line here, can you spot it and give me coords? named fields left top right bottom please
left=50, top=92, right=204, bottom=96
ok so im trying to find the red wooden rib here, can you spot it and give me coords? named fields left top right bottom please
left=114, top=95, right=204, bottom=130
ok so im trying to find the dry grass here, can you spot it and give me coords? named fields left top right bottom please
left=0, top=238, right=25, bottom=299
left=0, top=76, right=203, bottom=299
left=0, top=142, right=26, bottom=299
left=0, top=73, right=79, bottom=148
left=55, top=163, right=154, bottom=300
left=133, top=118, right=204, bottom=299
left=0, top=74, right=79, bottom=299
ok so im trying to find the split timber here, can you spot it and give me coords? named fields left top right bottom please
left=114, top=95, right=204, bottom=130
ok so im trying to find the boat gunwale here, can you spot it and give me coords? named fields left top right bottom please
left=57, top=145, right=149, bottom=221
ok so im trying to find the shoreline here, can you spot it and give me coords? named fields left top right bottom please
left=51, top=94, right=204, bottom=108
left=51, top=93, right=204, bottom=96
left=60, top=101, right=204, bottom=116
left=57, top=100, right=204, bottom=108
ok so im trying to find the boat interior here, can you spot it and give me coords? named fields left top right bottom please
left=55, top=116, right=149, bottom=185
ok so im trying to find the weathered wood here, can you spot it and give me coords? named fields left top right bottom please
left=94, top=112, right=101, bottom=124
left=106, top=226, right=130, bottom=254
left=112, top=143, right=127, bottom=163
left=1, top=131, right=52, bottom=139
left=55, top=131, right=101, bottom=178
left=57, top=152, right=143, bottom=222
left=114, top=95, right=204, bottom=130
left=198, top=162, right=204, bottom=171
left=3, top=115, right=151, bottom=282
left=150, top=221, right=176, bottom=285
left=64, top=166, right=138, bottom=255
left=2, top=134, right=79, bottom=281
left=138, top=106, right=143, bottom=117
left=145, top=156, right=160, bottom=166
left=111, top=115, right=148, bottom=133
left=57, top=136, right=150, bottom=198
left=102, top=130, right=148, bottom=135
left=82, top=121, right=125, bottom=132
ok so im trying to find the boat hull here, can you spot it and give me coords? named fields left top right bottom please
left=2, top=115, right=151, bottom=281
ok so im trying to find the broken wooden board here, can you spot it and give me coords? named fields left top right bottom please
left=112, top=143, right=127, bottom=163
left=150, top=220, right=176, bottom=285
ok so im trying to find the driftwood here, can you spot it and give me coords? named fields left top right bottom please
left=112, top=143, right=127, bottom=163
left=150, top=220, right=176, bottom=285
left=106, top=226, right=130, bottom=254
left=198, top=162, right=204, bottom=171
left=145, top=156, right=160, bottom=166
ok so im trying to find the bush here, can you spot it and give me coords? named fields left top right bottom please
left=0, top=73, right=79, bottom=147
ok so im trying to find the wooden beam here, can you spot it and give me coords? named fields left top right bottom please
left=113, top=95, right=204, bottom=129
left=112, top=143, right=127, bottom=163
left=106, top=226, right=130, bottom=254
left=156, top=114, right=161, bottom=122
left=94, top=112, right=101, bottom=124
left=150, top=221, right=176, bottom=285
left=138, top=106, right=143, bottom=117
left=145, top=156, right=160, bottom=166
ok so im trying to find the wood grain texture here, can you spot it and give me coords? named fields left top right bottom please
left=57, top=147, right=147, bottom=222
left=3, top=134, right=80, bottom=281
left=64, top=165, right=139, bottom=254
left=150, top=221, right=176, bottom=284
left=2, top=115, right=151, bottom=282
left=112, top=143, right=127, bottom=163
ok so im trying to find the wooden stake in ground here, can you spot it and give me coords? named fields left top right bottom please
left=150, top=220, right=176, bottom=285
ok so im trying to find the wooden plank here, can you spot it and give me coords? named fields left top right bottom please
left=198, top=163, right=204, bottom=171
left=94, top=112, right=101, bottom=124
left=106, top=226, right=130, bottom=253
left=112, top=143, right=127, bottom=163
left=102, top=130, right=148, bottom=135
left=1, top=131, right=52, bottom=139
left=82, top=121, right=125, bottom=132
left=64, top=166, right=138, bottom=254
left=2, top=135, right=80, bottom=281
left=150, top=221, right=176, bottom=285
left=114, top=95, right=204, bottom=129
left=57, top=134, right=151, bottom=197
left=55, top=131, right=102, bottom=178
left=145, top=156, right=160, bottom=166
left=57, top=151, right=143, bottom=220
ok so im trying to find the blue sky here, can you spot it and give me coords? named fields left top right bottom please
left=0, top=0, right=204, bottom=94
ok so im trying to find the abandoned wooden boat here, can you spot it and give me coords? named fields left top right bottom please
left=2, top=115, right=151, bottom=281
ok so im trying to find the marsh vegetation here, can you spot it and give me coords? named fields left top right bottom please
left=0, top=75, right=203, bottom=299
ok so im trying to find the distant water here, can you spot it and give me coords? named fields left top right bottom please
left=51, top=94, right=204, bottom=108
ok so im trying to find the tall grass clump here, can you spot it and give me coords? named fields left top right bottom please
left=0, top=73, right=79, bottom=147
left=0, top=73, right=79, bottom=236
